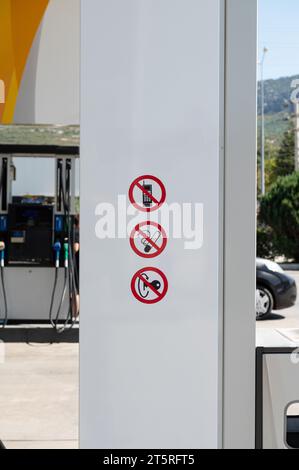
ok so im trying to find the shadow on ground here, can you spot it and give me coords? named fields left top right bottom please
left=257, top=312, right=285, bottom=322
left=0, top=327, right=78, bottom=343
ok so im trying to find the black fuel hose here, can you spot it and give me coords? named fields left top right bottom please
left=0, top=266, right=7, bottom=328
left=49, top=162, right=78, bottom=333
left=0, top=161, right=8, bottom=328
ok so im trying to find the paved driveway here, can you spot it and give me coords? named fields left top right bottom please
left=0, top=342, right=78, bottom=449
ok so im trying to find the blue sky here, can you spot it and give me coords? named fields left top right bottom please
left=259, top=0, right=299, bottom=79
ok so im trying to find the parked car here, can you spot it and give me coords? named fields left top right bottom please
left=256, top=258, right=297, bottom=320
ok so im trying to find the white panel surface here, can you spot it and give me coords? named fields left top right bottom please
left=4, top=268, right=66, bottom=320
left=263, top=354, right=299, bottom=449
left=81, top=0, right=223, bottom=448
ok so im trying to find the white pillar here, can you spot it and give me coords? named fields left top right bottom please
left=223, top=0, right=257, bottom=448
left=80, top=0, right=257, bottom=449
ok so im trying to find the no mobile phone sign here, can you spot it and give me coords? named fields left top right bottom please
left=129, top=175, right=166, bottom=212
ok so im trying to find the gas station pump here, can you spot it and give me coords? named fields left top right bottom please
left=0, top=241, right=8, bottom=328
left=0, top=144, right=79, bottom=329
left=49, top=157, right=79, bottom=332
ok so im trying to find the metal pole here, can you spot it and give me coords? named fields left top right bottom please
left=261, top=60, right=265, bottom=195
left=260, top=48, right=268, bottom=196
left=294, top=101, right=299, bottom=172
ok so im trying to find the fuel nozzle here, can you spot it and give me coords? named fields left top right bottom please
left=64, top=239, right=69, bottom=268
left=53, top=241, right=61, bottom=268
left=0, top=242, right=5, bottom=268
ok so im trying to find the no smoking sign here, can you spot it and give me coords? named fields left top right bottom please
left=130, top=221, right=167, bottom=259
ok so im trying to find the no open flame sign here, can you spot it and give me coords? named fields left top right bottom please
left=131, top=267, right=168, bottom=304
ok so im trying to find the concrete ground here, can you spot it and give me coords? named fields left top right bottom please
left=256, top=271, right=299, bottom=330
left=0, top=272, right=297, bottom=450
left=0, top=342, right=78, bottom=450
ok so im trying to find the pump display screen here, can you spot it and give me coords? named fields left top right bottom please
left=10, top=206, right=53, bottom=229
left=7, top=204, right=53, bottom=266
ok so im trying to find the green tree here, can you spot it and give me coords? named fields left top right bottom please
left=265, top=157, right=278, bottom=191
left=259, top=172, right=299, bottom=261
left=272, top=127, right=295, bottom=180
left=257, top=141, right=279, bottom=195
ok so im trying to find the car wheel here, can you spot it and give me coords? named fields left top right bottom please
left=256, top=286, right=274, bottom=320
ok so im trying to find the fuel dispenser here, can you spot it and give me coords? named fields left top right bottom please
left=0, top=145, right=79, bottom=330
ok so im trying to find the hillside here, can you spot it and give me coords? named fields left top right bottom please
left=257, top=112, right=291, bottom=147
left=258, top=74, right=299, bottom=146
left=0, top=125, right=79, bottom=146
left=258, top=74, right=299, bottom=115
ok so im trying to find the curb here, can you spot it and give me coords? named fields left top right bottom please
left=279, top=264, right=299, bottom=271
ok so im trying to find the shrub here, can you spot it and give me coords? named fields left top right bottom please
left=256, top=224, right=277, bottom=259
left=259, top=172, right=299, bottom=261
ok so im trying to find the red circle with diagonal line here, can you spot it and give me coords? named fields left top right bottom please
left=129, top=175, right=166, bottom=212
left=130, top=221, right=167, bottom=259
left=131, top=267, right=168, bottom=304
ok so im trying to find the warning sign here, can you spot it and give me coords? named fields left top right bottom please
left=131, top=267, right=168, bottom=304
left=129, top=175, right=166, bottom=212
left=130, top=222, right=167, bottom=259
